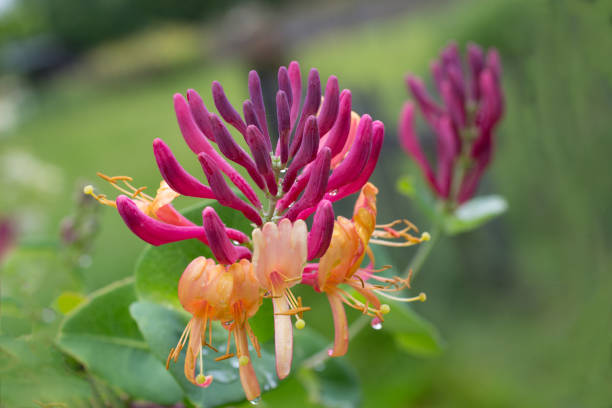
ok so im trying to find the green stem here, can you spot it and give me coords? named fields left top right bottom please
left=402, top=221, right=442, bottom=279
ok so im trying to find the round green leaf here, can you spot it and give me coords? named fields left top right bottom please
left=445, top=195, right=509, bottom=235
left=56, top=279, right=183, bottom=405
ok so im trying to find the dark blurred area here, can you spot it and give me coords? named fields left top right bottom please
left=1, top=0, right=611, bottom=407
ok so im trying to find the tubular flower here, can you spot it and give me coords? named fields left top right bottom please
left=84, top=174, right=248, bottom=248
left=252, top=219, right=308, bottom=379
left=87, top=61, right=385, bottom=266
left=399, top=42, right=504, bottom=204
left=307, top=183, right=429, bottom=357
left=167, top=256, right=263, bottom=402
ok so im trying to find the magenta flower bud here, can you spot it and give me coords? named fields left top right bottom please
left=186, top=89, right=215, bottom=142
left=283, top=115, right=319, bottom=193
left=289, top=68, right=321, bottom=157
left=212, top=81, right=247, bottom=136
left=406, top=76, right=444, bottom=128
left=198, top=153, right=263, bottom=226
left=152, top=138, right=215, bottom=199
left=446, top=64, right=466, bottom=104
left=321, top=90, right=352, bottom=158
left=278, top=65, right=292, bottom=109
left=174, top=93, right=261, bottom=208
left=285, top=147, right=331, bottom=221
left=243, top=99, right=262, bottom=132
left=486, top=49, right=502, bottom=82
left=467, top=43, right=485, bottom=100
left=441, top=43, right=466, bottom=98
left=337, top=120, right=384, bottom=197
left=246, top=125, right=277, bottom=196
left=441, top=79, right=466, bottom=128
left=318, top=75, right=340, bottom=136
left=307, top=200, right=334, bottom=260
left=276, top=90, right=291, bottom=165
left=288, top=61, right=302, bottom=127
left=477, top=69, right=503, bottom=133
left=441, top=43, right=463, bottom=78
left=248, top=70, right=269, bottom=140
left=431, top=60, right=445, bottom=96
left=116, top=195, right=206, bottom=246
left=209, top=113, right=266, bottom=191
left=398, top=103, right=439, bottom=194
left=459, top=135, right=493, bottom=203
left=435, top=116, right=458, bottom=198
left=326, top=114, right=372, bottom=192
left=202, top=207, right=251, bottom=264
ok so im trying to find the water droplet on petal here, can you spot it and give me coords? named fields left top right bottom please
left=328, top=189, right=338, bottom=196
left=249, top=396, right=262, bottom=405
left=371, top=317, right=383, bottom=330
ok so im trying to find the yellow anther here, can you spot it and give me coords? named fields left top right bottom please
left=380, top=304, right=391, bottom=314
left=196, top=373, right=207, bottom=384
left=421, top=232, right=431, bottom=241
left=83, top=185, right=94, bottom=195
left=239, top=356, right=250, bottom=366
left=418, top=292, right=427, bottom=302
left=295, top=318, right=306, bottom=330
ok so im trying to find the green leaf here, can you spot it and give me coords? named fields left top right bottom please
left=0, top=335, right=92, bottom=406
left=444, top=195, right=508, bottom=235
left=383, top=301, right=444, bottom=357
left=294, top=330, right=361, bottom=408
left=56, top=279, right=183, bottom=405
left=246, top=293, right=274, bottom=344
left=134, top=201, right=253, bottom=309
left=130, top=300, right=278, bottom=407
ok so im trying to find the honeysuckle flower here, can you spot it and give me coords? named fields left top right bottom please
left=167, top=256, right=263, bottom=402
left=252, top=218, right=308, bottom=379
left=84, top=62, right=391, bottom=402
left=399, top=42, right=504, bottom=205
left=304, top=183, right=429, bottom=357
left=87, top=61, right=385, bottom=268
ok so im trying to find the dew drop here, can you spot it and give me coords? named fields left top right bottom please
left=78, top=254, right=92, bottom=268
left=328, top=189, right=338, bottom=196
left=371, top=317, right=383, bottom=330
left=41, top=308, right=56, bottom=323
left=249, top=396, right=262, bottom=405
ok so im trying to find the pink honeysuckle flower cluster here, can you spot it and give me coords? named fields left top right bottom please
left=84, top=61, right=424, bottom=403
left=399, top=42, right=504, bottom=205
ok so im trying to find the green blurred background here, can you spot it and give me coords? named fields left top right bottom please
left=1, top=0, right=611, bottom=406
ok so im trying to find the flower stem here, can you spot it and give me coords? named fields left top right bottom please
left=402, top=221, right=441, bottom=279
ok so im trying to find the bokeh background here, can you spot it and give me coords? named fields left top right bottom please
left=1, top=0, right=611, bottom=406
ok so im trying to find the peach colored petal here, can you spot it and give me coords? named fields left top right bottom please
left=272, top=295, right=293, bottom=379
left=327, top=291, right=349, bottom=357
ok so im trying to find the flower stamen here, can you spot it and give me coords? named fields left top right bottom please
left=369, top=219, right=429, bottom=247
